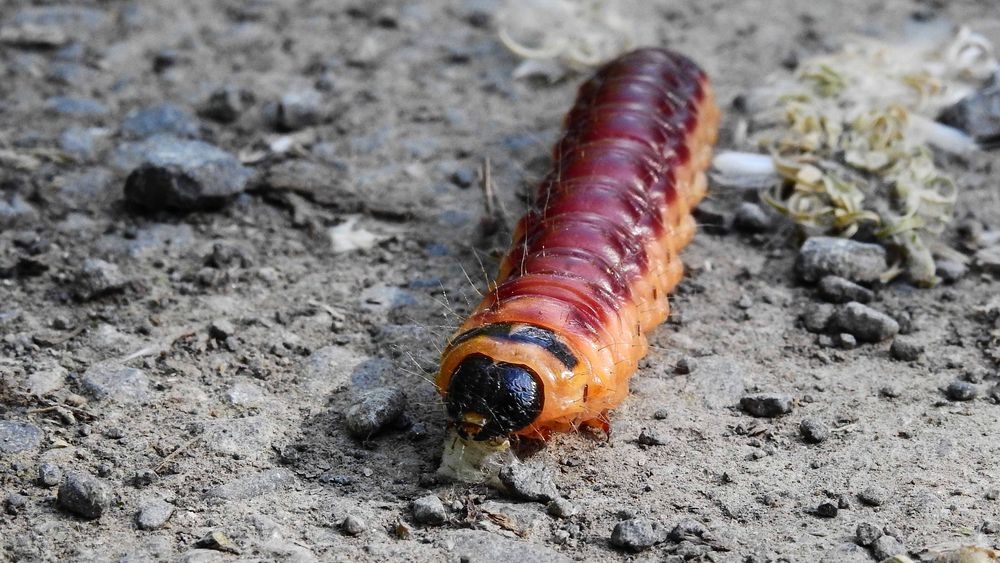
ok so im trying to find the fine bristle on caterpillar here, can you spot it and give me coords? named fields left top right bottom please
left=437, top=48, right=720, bottom=442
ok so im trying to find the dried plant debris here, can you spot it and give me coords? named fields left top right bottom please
left=496, top=0, right=638, bottom=81
left=715, top=27, right=998, bottom=286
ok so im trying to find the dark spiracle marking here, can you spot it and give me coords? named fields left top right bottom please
left=446, top=354, right=544, bottom=440
left=447, top=323, right=578, bottom=369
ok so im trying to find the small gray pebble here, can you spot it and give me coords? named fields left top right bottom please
left=945, top=380, right=978, bottom=402
left=734, top=202, right=772, bottom=233
left=837, top=495, right=851, bottom=509
left=987, top=489, right=1000, bottom=500
left=38, top=462, right=63, bottom=487
left=935, top=259, right=967, bottom=282
left=880, top=386, right=901, bottom=399
left=341, top=514, right=367, bottom=536
left=546, top=497, right=577, bottom=518
left=5, top=493, right=28, bottom=515
left=740, top=394, right=793, bottom=418
left=610, top=518, right=667, bottom=552
left=653, top=408, right=669, bottom=420
left=799, top=418, right=829, bottom=443
left=801, top=303, right=835, bottom=333
left=796, top=236, right=887, bottom=283
left=75, top=259, right=128, bottom=300
left=637, top=428, right=667, bottom=446
left=818, top=275, right=874, bottom=304
left=667, top=518, right=708, bottom=542
left=855, top=522, right=881, bottom=546
left=498, top=462, right=558, bottom=502
left=209, top=319, right=235, bottom=340
left=675, top=356, right=695, bottom=374
left=871, top=534, right=905, bottom=561
left=858, top=486, right=888, bottom=507
left=815, top=502, right=838, bottom=518
left=57, top=472, right=111, bottom=520
left=890, top=337, right=924, bottom=361
left=135, top=498, right=174, bottom=530
left=274, top=90, right=323, bottom=131
left=411, top=494, right=447, bottom=525
left=450, top=166, right=476, bottom=189
left=345, top=387, right=407, bottom=439
left=830, top=302, right=899, bottom=343
left=837, top=333, right=857, bottom=350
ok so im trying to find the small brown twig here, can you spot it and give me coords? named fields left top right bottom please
left=154, top=433, right=204, bottom=474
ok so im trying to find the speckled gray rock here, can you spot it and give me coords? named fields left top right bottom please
left=801, top=303, right=835, bottom=333
left=668, top=519, right=709, bottom=542
left=818, top=275, right=874, bottom=304
left=830, top=302, right=899, bottom=343
left=74, top=258, right=128, bottom=300
left=274, top=90, right=323, bottom=131
left=122, top=104, right=199, bottom=139
left=935, top=259, right=967, bottom=283
left=0, top=420, right=43, bottom=454
left=345, top=387, right=406, bottom=439
left=890, top=337, right=924, bottom=361
left=136, top=498, right=174, bottom=530
left=610, top=518, right=667, bottom=552
left=546, top=497, right=577, bottom=518
left=871, top=534, right=905, bottom=560
left=637, top=428, right=668, bottom=446
left=799, top=418, right=830, bottom=443
left=858, top=486, right=888, bottom=506
left=205, top=469, right=293, bottom=500
left=855, top=522, right=881, bottom=546
left=5, top=492, right=28, bottom=515
left=796, top=237, right=887, bottom=283
left=740, top=394, right=793, bottom=417
left=57, top=472, right=110, bottom=519
left=945, top=380, right=978, bottom=401
left=81, top=363, right=150, bottom=403
left=498, top=462, right=558, bottom=502
left=38, top=462, right=62, bottom=486
left=341, top=514, right=367, bottom=536
left=411, top=494, right=447, bottom=525
left=122, top=135, right=252, bottom=211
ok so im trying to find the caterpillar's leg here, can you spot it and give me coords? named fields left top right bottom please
left=579, top=411, right=612, bottom=441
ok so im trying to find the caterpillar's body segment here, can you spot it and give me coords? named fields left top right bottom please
left=437, top=48, right=720, bottom=441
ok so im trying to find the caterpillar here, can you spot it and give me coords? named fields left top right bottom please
left=437, top=48, right=720, bottom=442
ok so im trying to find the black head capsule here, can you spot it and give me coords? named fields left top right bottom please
left=445, top=354, right=544, bottom=441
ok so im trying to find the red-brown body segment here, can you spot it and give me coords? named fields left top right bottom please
left=437, top=48, right=720, bottom=439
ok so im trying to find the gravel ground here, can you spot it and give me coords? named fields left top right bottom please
left=2, top=1, right=1000, bottom=561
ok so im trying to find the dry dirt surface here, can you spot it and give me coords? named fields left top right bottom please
left=2, top=1, right=1000, bottom=562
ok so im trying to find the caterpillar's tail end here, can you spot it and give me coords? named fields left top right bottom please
left=445, top=354, right=544, bottom=441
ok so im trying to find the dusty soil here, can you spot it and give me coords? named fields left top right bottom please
left=2, top=0, right=1000, bottom=561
